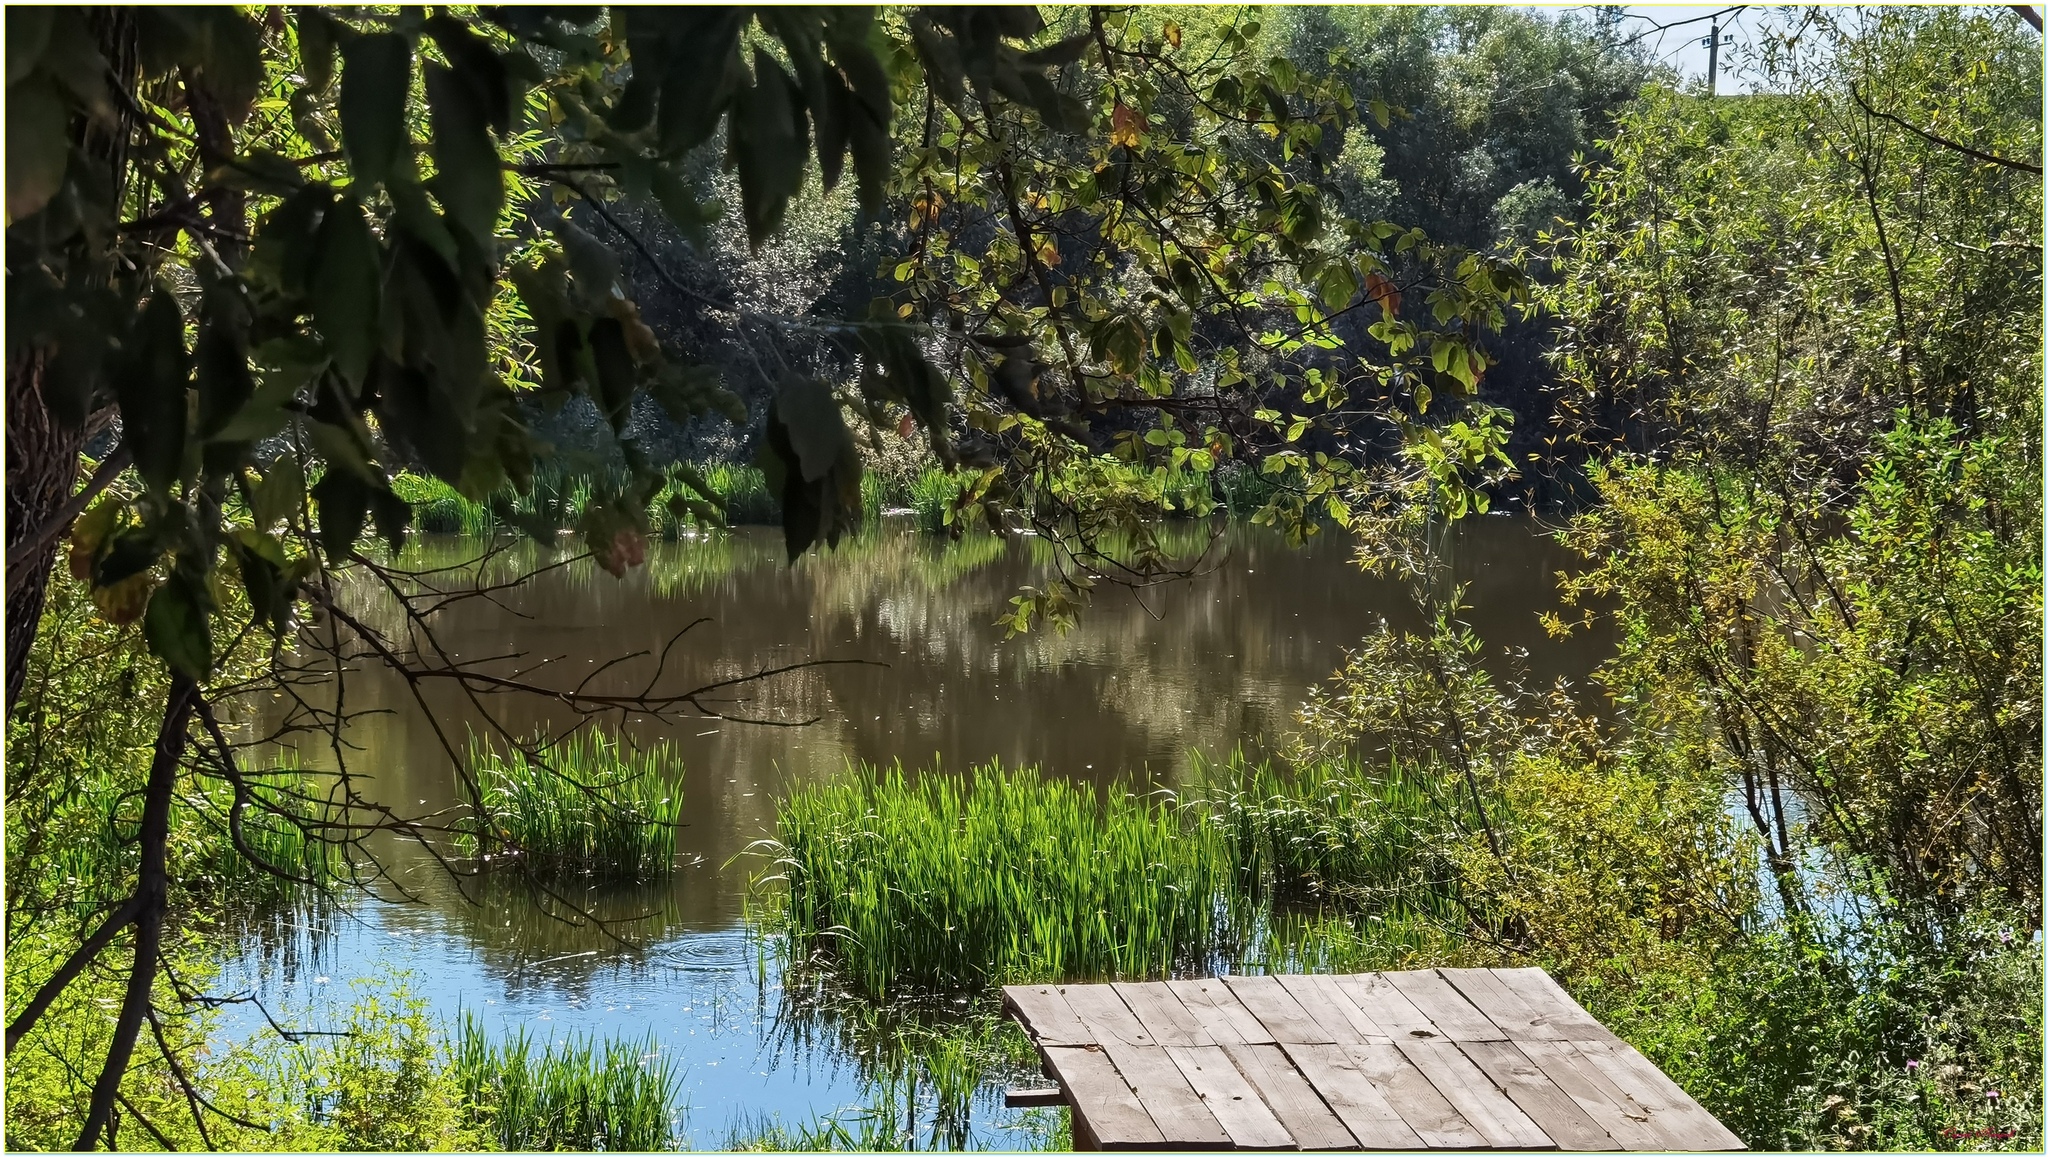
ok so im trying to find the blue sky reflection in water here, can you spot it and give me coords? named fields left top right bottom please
left=211, top=518, right=1609, bottom=1144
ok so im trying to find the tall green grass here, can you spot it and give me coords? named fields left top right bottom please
left=762, top=763, right=1231, bottom=1000
left=182, top=765, right=350, bottom=899
left=699, top=463, right=778, bottom=525
left=761, top=756, right=1463, bottom=1000
left=390, top=473, right=498, bottom=535
left=451, top=1014, right=683, bottom=1151
left=1198, top=754, right=1466, bottom=921
left=905, top=468, right=970, bottom=534
left=457, top=732, right=681, bottom=880
left=42, top=760, right=347, bottom=913
left=1214, top=461, right=1280, bottom=517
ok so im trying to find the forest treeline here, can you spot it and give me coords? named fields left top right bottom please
left=3, top=5, right=2041, bottom=1152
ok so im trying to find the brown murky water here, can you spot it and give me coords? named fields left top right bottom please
left=266, top=516, right=1608, bottom=927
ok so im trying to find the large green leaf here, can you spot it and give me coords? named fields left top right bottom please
left=297, top=8, right=339, bottom=94
left=425, top=14, right=515, bottom=134
left=6, top=74, right=70, bottom=222
left=143, top=573, right=212, bottom=681
left=311, top=195, right=382, bottom=393
left=251, top=457, right=306, bottom=530
left=729, top=48, right=808, bottom=248
left=5, top=8, right=52, bottom=86
left=339, top=32, right=412, bottom=188
left=773, top=376, right=853, bottom=484
left=191, top=7, right=264, bottom=122
left=424, top=61, right=504, bottom=244
left=652, top=10, right=745, bottom=155
left=116, top=289, right=192, bottom=493
left=311, top=469, right=370, bottom=558
left=587, top=317, right=637, bottom=431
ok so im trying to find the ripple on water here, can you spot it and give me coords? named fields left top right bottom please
left=657, top=929, right=759, bottom=975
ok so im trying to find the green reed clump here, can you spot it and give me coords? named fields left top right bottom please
left=48, top=759, right=347, bottom=912
left=1213, top=461, right=1278, bottom=517
left=906, top=468, right=970, bottom=534
left=458, top=732, right=681, bottom=880
left=391, top=473, right=497, bottom=535
left=452, top=1014, right=682, bottom=1152
left=764, top=763, right=1230, bottom=1001
left=1199, top=754, right=1466, bottom=923
left=181, top=765, right=350, bottom=899
left=702, top=463, right=779, bottom=524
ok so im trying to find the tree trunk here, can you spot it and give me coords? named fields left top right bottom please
left=72, top=675, right=194, bottom=1152
left=4, top=9, right=138, bottom=718
left=5, top=352, right=90, bottom=715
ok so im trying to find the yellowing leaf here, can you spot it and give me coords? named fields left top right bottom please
left=1110, top=102, right=1142, bottom=149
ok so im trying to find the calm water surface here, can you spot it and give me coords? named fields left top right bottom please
left=213, top=517, right=1610, bottom=1144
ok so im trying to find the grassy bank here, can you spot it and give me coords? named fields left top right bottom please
left=457, top=732, right=681, bottom=880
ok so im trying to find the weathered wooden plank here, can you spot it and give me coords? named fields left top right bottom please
left=1394, top=1038, right=1553, bottom=1149
left=1514, top=1039, right=1668, bottom=1151
left=1168, top=979, right=1276, bottom=1045
left=1441, top=968, right=1570, bottom=1041
left=1221, top=1042, right=1359, bottom=1151
left=1384, top=969, right=1510, bottom=1042
left=1276, top=973, right=1392, bottom=1044
left=1167, top=1045, right=1298, bottom=1150
left=1063, top=983, right=1158, bottom=1046
left=1462, top=1040, right=1621, bottom=1151
left=1114, top=982, right=1214, bottom=1046
left=1343, top=1042, right=1486, bottom=1149
left=1100, top=1040, right=1232, bottom=1147
left=1224, top=974, right=1335, bottom=1044
left=1003, top=984, right=1097, bottom=1047
left=1282, top=1042, right=1427, bottom=1150
left=1576, top=1038, right=1745, bottom=1151
left=1335, top=972, right=1443, bottom=1040
left=1041, top=1045, right=1162, bottom=1150
left=1488, top=968, right=1621, bottom=1043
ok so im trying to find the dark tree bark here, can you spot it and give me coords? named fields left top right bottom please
left=72, top=675, right=195, bottom=1152
left=4, top=353, right=93, bottom=714
left=4, top=10, right=138, bottom=717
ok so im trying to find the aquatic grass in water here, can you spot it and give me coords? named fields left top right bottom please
left=182, top=765, right=351, bottom=899
left=702, top=463, right=779, bottom=524
left=452, top=1013, right=683, bottom=1151
left=390, top=473, right=497, bottom=536
left=1198, top=753, right=1467, bottom=922
left=764, top=756, right=1475, bottom=999
left=906, top=468, right=970, bottom=534
left=764, top=763, right=1230, bottom=1000
left=458, top=732, right=681, bottom=880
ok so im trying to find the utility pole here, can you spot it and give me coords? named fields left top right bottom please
left=1702, top=19, right=1735, bottom=96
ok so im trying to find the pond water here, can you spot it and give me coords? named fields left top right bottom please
left=211, top=516, right=1611, bottom=1146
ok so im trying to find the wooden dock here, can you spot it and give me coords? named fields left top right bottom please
left=1002, top=968, right=1744, bottom=1151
